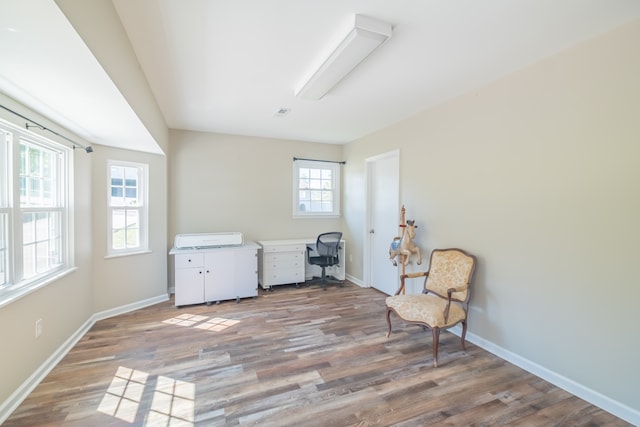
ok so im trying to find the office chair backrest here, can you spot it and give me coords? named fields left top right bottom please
left=316, top=232, right=342, bottom=259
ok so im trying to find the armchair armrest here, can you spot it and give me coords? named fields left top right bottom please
left=443, top=285, right=466, bottom=322
left=403, top=271, right=429, bottom=279
left=395, top=271, right=429, bottom=295
left=447, top=285, right=466, bottom=295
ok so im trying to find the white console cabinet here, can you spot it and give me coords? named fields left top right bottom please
left=258, top=238, right=345, bottom=289
left=170, top=242, right=259, bottom=307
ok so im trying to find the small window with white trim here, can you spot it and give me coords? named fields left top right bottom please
left=292, top=159, right=341, bottom=218
left=107, top=160, right=148, bottom=256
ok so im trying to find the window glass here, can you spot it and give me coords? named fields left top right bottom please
left=0, top=118, right=71, bottom=299
left=108, top=161, right=148, bottom=255
left=293, top=160, right=340, bottom=217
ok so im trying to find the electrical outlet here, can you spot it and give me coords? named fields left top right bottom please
left=35, top=318, right=42, bottom=338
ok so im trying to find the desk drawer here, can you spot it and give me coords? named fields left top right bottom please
left=267, top=269, right=304, bottom=285
left=262, top=244, right=306, bottom=253
left=174, top=253, right=204, bottom=269
left=264, top=252, right=304, bottom=267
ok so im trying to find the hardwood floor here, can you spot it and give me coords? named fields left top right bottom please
left=5, top=282, right=630, bottom=426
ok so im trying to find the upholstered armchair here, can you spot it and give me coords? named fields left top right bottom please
left=385, top=248, right=477, bottom=367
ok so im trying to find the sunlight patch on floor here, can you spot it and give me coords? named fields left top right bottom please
left=162, top=313, right=208, bottom=327
left=194, top=317, right=240, bottom=331
left=162, top=313, right=241, bottom=331
left=147, top=375, right=196, bottom=425
left=97, top=366, right=148, bottom=423
left=97, top=366, right=195, bottom=425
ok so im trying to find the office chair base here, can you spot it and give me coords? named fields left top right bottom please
left=307, top=275, right=344, bottom=290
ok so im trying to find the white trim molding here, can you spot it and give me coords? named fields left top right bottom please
left=447, top=327, right=640, bottom=426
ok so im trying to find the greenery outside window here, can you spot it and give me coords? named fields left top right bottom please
left=107, top=160, right=148, bottom=256
left=0, top=118, right=71, bottom=304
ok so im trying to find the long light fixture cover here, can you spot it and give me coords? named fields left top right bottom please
left=295, top=14, right=392, bottom=100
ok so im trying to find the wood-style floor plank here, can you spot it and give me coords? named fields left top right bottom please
left=4, top=282, right=631, bottom=426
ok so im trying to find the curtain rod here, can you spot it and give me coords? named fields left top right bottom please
left=293, top=156, right=345, bottom=165
left=0, top=104, right=93, bottom=153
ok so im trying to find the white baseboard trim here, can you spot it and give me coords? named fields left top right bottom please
left=346, top=273, right=365, bottom=287
left=93, top=293, right=169, bottom=322
left=447, top=326, right=639, bottom=426
left=0, top=293, right=169, bottom=424
left=0, top=316, right=94, bottom=424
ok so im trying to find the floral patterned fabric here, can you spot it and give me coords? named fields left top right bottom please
left=386, top=249, right=475, bottom=328
left=424, top=250, right=474, bottom=301
left=386, top=294, right=466, bottom=327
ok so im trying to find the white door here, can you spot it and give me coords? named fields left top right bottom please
left=365, top=150, right=400, bottom=295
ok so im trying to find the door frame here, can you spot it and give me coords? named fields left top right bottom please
left=364, top=149, right=400, bottom=288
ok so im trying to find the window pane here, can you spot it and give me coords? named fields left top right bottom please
left=110, top=166, right=125, bottom=207
left=110, top=165, right=140, bottom=207
left=20, top=141, right=57, bottom=207
left=293, top=161, right=340, bottom=216
left=0, top=213, right=7, bottom=287
left=0, top=130, right=9, bottom=207
left=108, top=161, right=147, bottom=255
left=112, top=208, right=141, bottom=250
left=21, top=211, right=61, bottom=279
left=125, top=187, right=137, bottom=199
left=124, top=167, right=139, bottom=206
left=125, top=210, right=140, bottom=247
left=0, top=119, right=69, bottom=290
left=111, top=209, right=126, bottom=250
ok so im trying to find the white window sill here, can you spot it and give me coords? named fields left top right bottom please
left=293, top=214, right=341, bottom=219
left=105, top=249, right=152, bottom=260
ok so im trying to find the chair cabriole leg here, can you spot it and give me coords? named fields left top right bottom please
left=386, top=308, right=393, bottom=338
left=461, top=319, right=467, bottom=351
left=432, top=327, right=440, bottom=367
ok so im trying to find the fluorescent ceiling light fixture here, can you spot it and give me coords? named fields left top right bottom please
left=295, top=14, right=392, bottom=100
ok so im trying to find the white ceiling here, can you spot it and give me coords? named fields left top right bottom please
left=0, top=0, right=162, bottom=154
left=2, top=1, right=640, bottom=153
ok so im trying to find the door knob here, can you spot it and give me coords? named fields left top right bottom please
left=370, top=229, right=375, bottom=234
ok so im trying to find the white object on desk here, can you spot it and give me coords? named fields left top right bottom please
left=170, top=233, right=258, bottom=306
left=257, top=238, right=345, bottom=289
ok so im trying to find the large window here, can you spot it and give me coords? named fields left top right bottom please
left=0, top=118, right=71, bottom=302
left=107, top=160, right=148, bottom=256
left=292, top=159, right=341, bottom=218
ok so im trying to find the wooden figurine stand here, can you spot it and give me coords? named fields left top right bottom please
left=389, top=205, right=422, bottom=293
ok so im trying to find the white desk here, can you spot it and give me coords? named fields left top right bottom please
left=257, top=238, right=345, bottom=289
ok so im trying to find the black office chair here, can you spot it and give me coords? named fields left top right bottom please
left=307, top=232, right=343, bottom=290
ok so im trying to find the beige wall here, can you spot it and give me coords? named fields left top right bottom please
left=1, top=0, right=169, bottom=414
left=344, top=18, right=640, bottom=413
left=0, top=94, right=93, bottom=407
left=90, top=146, right=168, bottom=312
left=54, top=0, right=170, bottom=313
left=168, top=130, right=344, bottom=244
